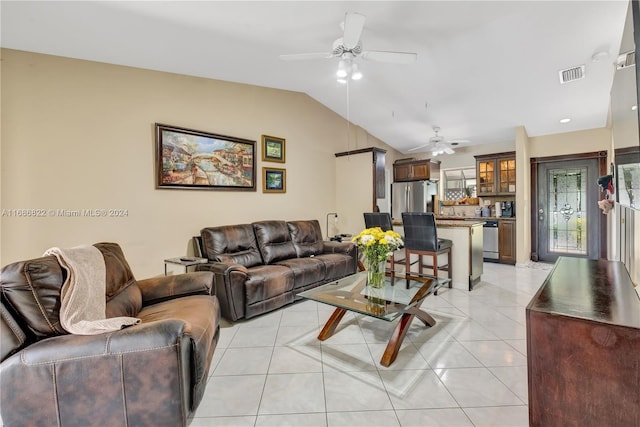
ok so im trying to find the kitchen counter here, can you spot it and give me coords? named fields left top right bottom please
left=392, top=219, right=484, bottom=291
left=435, top=216, right=516, bottom=221
left=392, top=219, right=488, bottom=227
left=437, top=220, right=485, bottom=227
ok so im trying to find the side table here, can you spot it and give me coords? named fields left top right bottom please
left=164, top=257, right=208, bottom=275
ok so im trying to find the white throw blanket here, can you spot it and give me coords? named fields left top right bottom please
left=43, top=245, right=140, bottom=335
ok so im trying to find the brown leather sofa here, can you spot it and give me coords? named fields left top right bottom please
left=0, top=242, right=221, bottom=426
left=197, top=219, right=357, bottom=321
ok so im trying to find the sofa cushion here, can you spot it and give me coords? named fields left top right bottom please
left=276, top=257, right=326, bottom=290
left=96, top=243, right=143, bottom=318
left=244, top=265, right=295, bottom=306
left=201, top=225, right=263, bottom=268
left=0, top=255, right=66, bottom=337
left=314, top=253, right=357, bottom=281
left=287, top=220, right=324, bottom=257
left=252, top=221, right=297, bottom=264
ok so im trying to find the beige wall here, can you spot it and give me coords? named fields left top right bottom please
left=528, top=127, right=610, bottom=158
left=0, top=49, right=399, bottom=277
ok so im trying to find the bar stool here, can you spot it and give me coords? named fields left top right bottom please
left=401, top=212, right=452, bottom=289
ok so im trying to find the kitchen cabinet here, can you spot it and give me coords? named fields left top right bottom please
left=393, top=159, right=439, bottom=182
left=498, top=219, right=516, bottom=264
left=475, top=152, right=516, bottom=195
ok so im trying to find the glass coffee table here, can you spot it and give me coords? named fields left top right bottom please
left=298, top=271, right=450, bottom=367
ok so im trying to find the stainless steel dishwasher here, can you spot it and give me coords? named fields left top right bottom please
left=482, top=220, right=499, bottom=261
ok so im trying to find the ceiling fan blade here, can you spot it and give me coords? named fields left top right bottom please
left=443, top=147, right=456, bottom=154
left=407, top=143, right=432, bottom=152
left=342, top=12, right=366, bottom=49
left=361, top=50, right=417, bottom=64
left=279, top=52, right=334, bottom=61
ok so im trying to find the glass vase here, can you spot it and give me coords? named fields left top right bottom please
left=365, top=258, right=387, bottom=288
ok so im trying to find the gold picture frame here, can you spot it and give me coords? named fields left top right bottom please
left=261, top=135, right=286, bottom=163
left=156, top=123, right=256, bottom=191
left=263, top=167, right=286, bottom=193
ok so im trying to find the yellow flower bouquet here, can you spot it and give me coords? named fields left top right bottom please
left=352, top=227, right=403, bottom=288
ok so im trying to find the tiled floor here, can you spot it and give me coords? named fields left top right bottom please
left=189, top=262, right=552, bottom=427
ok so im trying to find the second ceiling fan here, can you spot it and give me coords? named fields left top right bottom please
left=408, top=127, right=469, bottom=156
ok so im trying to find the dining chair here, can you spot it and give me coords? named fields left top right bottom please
left=401, top=212, right=452, bottom=289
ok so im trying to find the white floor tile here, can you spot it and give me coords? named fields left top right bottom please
left=321, top=343, right=378, bottom=372
left=324, top=371, right=393, bottom=412
left=213, top=347, right=274, bottom=375
left=258, top=373, right=326, bottom=415
left=228, top=326, right=278, bottom=347
left=269, top=345, right=323, bottom=373
left=379, top=369, right=458, bottom=410
left=189, top=415, right=256, bottom=426
left=189, top=262, right=548, bottom=426
left=436, top=367, right=523, bottom=407
left=460, top=341, right=528, bottom=367
left=395, top=408, right=474, bottom=426
left=489, top=366, right=529, bottom=403
left=417, top=341, right=483, bottom=369
left=463, top=405, right=530, bottom=427
left=195, top=375, right=265, bottom=417
left=368, top=342, right=429, bottom=371
left=327, top=410, right=400, bottom=427
left=256, top=413, right=327, bottom=426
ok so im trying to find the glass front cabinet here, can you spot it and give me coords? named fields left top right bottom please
left=475, top=152, right=516, bottom=196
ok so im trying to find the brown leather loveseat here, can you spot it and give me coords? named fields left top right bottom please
left=197, top=219, right=357, bottom=321
left=0, top=242, right=221, bottom=426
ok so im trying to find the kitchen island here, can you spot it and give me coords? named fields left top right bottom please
left=393, top=219, right=484, bottom=290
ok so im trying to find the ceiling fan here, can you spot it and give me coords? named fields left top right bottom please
left=279, top=12, right=418, bottom=65
left=408, top=127, right=469, bottom=156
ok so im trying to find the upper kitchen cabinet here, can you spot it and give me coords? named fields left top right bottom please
left=393, top=159, right=440, bottom=182
left=475, top=152, right=516, bottom=195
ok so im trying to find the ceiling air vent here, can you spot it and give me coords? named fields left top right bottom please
left=616, top=50, right=635, bottom=70
left=559, top=65, right=585, bottom=84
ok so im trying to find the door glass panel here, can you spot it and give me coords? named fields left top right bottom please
left=548, top=167, right=587, bottom=254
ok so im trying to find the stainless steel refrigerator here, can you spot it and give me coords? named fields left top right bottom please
left=391, top=180, right=438, bottom=220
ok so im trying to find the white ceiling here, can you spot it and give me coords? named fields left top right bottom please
left=0, top=1, right=631, bottom=154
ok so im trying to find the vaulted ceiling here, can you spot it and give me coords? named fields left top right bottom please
left=1, top=1, right=631, bottom=153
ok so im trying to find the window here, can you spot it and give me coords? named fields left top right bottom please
left=443, top=167, right=476, bottom=200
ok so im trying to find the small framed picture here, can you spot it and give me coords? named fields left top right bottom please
left=261, top=135, right=286, bottom=163
left=263, top=167, right=286, bottom=193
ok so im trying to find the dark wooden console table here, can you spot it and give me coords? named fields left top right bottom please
left=526, top=257, right=640, bottom=427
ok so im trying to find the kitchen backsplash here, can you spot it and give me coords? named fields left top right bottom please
left=439, top=197, right=515, bottom=217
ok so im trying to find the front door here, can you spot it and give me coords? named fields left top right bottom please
left=536, top=158, right=601, bottom=262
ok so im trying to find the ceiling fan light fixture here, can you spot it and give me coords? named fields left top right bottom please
left=351, top=64, right=362, bottom=80
left=336, top=60, right=348, bottom=78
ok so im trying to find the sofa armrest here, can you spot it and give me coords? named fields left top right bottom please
left=0, top=319, right=203, bottom=426
left=137, top=271, right=213, bottom=306
left=18, top=319, right=188, bottom=363
left=196, top=262, right=249, bottom=321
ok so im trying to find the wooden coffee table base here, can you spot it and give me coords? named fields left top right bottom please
left=317, top=299, right=436, bottom=367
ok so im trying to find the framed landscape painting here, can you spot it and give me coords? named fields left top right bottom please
left=263, top=167, right=286, bottom=193
left=261, top=135, right=286, bottom=163
left=156, top=123, right=256, bottom=191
